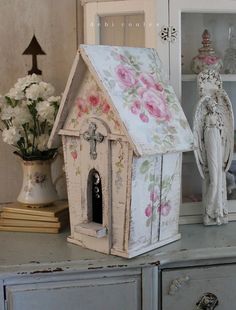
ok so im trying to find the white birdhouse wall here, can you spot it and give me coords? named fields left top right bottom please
left=129, top=156, right=162, bottom=251
left=60, top=68, right=135, bottom=254
left=129, top=153, right=181, bottom=254
left=62, top=135, right=81, bottom=236
left=111, top=140, right=133, bottom=254
left=159, top=153, right=182, bottom=241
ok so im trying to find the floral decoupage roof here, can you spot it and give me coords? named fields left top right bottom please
left=80, top=45, right=193, bottom=156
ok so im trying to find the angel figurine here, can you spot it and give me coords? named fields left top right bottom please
left=193, top=70, right=234, bottom=225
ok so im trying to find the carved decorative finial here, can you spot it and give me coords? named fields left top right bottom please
left=199, top=29, right=215, bottom=55
left=191, top=29, right=223, bottom=74
left=22, top=35, right=46, bottom=75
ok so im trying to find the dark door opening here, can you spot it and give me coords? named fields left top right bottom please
left=88, top=169, right=103, bottom=224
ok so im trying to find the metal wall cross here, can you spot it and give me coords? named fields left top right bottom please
left=83, top=122, right=104, bottom=160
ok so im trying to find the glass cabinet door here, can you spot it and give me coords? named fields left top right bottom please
left=169, top=0, right=236, bottom=98
left=84, top=0, right=157, bottom=46
left=169, top=0, right=236, bottom=222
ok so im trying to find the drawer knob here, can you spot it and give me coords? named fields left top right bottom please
left=196, top=292, right=219, bottom=310
left=168, top=275, right=190, bottom=295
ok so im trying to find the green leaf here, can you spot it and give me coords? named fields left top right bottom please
left=149, top=174, right=155, bottom=182
left=179, top=119, right=189, bottom=129
left=76, top=167, right=80, bottom=176
left=152, top=213, right=156, bottom=221
left=103, top=70, right=112, bottom=77
left=168, top=126, right=177, bottom=134
left=148, top=183, right=154, bottom=191
left=163, top=139, right=173, bottom=147
left=146, top=217, right=152, bottom=227
left=109, top=80, right=116, bottom=88
left=5, top=96, right=18, bottom=108
left=171, top=103, right=181, bottom=113
left=152, top=135, right=161, bottom=144
left=140, top=160, right=150, bottom=174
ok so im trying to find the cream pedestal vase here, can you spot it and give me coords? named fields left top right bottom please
left=17, top=158, right=58, bottom=207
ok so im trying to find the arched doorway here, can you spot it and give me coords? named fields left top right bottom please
left=87, top=169, right=103, bottom=224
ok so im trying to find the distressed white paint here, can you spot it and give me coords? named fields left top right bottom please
left=111, top=140, right=131, bottom=252
left=159, top=153, right=182, bottom=241
left=129, top=156, right=161, bottom=252
left=62, top=135, right=82, bottom=236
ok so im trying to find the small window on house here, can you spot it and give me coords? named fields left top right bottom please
left=87, top=169, right=103, bottom=224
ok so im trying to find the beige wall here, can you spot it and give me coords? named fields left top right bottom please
left=0, top=1, right=144, bottom=203
left=0, top=0, right=83, bottom=202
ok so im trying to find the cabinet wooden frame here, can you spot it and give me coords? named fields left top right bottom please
left=83, top=0, right=158, bottom=48
left=169, top=0, right=236, bottom=223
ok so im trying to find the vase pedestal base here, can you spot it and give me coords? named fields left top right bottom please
left=20, top=203, right=54, bottom=209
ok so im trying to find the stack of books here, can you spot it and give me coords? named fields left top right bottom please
left=0, top=201, right=69, bottom=233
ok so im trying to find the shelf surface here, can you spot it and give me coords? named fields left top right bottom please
left=182, top=74, right=236, bottom=82
left=1, top=223, right=236, bottom=273
left=183, top=152, right=236, bottom=163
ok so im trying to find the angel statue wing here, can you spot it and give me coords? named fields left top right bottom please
left=215, top=89, right=234, bottom=172
left=193, top=96, right=212, bottom=179
left=193, top=70, right=234, bottom=179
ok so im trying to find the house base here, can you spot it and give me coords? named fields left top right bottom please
left=111, top=234, right=181, bottom=258
left=67, top=233, right=110, bottom=255
left=68, top=233, right=181, bottom=259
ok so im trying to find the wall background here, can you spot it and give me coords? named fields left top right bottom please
left=0, top=0, right=83, bottom=202
left=0, top=0, right=145, bottom=203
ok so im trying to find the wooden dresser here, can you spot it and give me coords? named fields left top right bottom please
left=1, top=223, right=236, bottom=309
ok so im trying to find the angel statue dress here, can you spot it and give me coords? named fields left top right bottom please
left=193, top=70, right=234, bottom=226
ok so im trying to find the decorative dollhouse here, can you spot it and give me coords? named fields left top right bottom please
left=49, top=45, right=193, bottom=258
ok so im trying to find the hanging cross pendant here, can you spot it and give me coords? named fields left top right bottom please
left=83, top=122, right=104, bottom=160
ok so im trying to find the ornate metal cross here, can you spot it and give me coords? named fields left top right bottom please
left=83, top=122, right=104, bottom=160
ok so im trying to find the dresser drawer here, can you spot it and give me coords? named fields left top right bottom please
left=162, top=264, right=236, bottom=309
left=6, top=275, right=141, bottom=310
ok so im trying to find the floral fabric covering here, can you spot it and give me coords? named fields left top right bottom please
left=81, top=45, right=193, bottom=156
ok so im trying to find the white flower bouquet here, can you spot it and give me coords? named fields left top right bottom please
left=0, top=74, right=60, bottom=160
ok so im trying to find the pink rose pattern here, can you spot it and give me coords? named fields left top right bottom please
left=74, top=85, right=121, bottom=132
left=197, top=55, right=219, bottom=65
left=145, top=187, right=172, bottom=220
left=88, top=92, right=100, bottom=107
left=139, top=159, right=175, bottom=226
left=100, top=49, right=189, bottom=150
left=145, top=204, right=152, bottom=218
left=116, top=65, right=137, bottom=88
left=69, top=138, right=79, bottom=162
left=158, top=202, right=171, bottom=216
left=113, top=56, right=172, bottom=124
left=68, top=138, right=81, bottom=176
left=71, top=150, right=78, bottom=160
